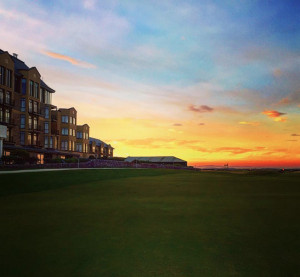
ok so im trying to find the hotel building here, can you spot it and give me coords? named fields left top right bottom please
left=0, top=49, right=114, bottom=163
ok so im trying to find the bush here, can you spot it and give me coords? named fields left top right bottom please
left=44, top=158, right=64, bottom=164
left=65, top=158, right=78, bottom=163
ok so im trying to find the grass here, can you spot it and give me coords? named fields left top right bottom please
left=0, top=169, right=299, bottom=276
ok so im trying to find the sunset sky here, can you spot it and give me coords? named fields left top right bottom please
left=1, top=0, right=299, bottom=167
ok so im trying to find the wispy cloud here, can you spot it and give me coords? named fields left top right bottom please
left=273, top=68, right=282, bottom=78
left=42, top=50, right=96, bottom=69
left=276, top=97, right=291, bottom=106
left=173, top=123, right=182, bottom=126
left=291, top=134, right=300, bottom=137
left=239, top=121, right=260, bottom=126
left=83, top=0, right=96, bottom=10
left=188, top=105, right=214, bottom=113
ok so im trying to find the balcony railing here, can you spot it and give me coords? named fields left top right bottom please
left=0, top=117, right=15, bottom=125
left=28, top=125, right=43, bottom=132
left=29, top=141, right=43, bottom=148
left=0, top=98, right=15, bottom=107
left=28, top=108, right=42, bottom=116
left=4, top=137, right=15, bottom=144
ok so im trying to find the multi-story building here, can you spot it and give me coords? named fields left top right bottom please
left=0, top=49, right=114, bottom=163
left=76, top=124, right=90, bottom=158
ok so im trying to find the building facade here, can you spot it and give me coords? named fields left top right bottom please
left=0, top=49, right=114, bottom=163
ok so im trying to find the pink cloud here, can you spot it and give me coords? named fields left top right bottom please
left=42, top=50, right=96, bottom=69
left=189, top=105, right=214, bottom=113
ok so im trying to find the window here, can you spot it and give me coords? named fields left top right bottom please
left=28, top=115, right=32, bottom=129
left=73, top=129, right=76, bottom=136
left=34, top=82, right=39, bottom=98
left=28, top=133, right=32, bottom=145
left=29, top=100, right=33, bottom=113
left=6, top=91, right=11, bottom=105
left=21, top=78, right=27, bottom=95
left=33, top=117, right=38, bottom=130
left=45, top=106, right=49, bottom=119
left=33, top=101, right=38, bottom=113
left=73, top=117, right=76, bottom=125
left=69, top=129, right=72, bottom=136
left=0, top=89, right=3, bottom=104
left=44, top=122, right=49, bottom=134
left=33, top=133, right=37, bottom=145
left=20, top=114, right=25, bottom=129
left=0, top=107, right=2, bottom=121
left=45, top=90, right=51, bottom=104
left=62, top=115, right=68, bottom=123
left=49, top=137, right=53, bottom=148
left=6, top=128, right=10, bottom=141
left=69, top=141, right=72, bottom=151
left=40, top=88, right=43, bottom=102
left=76, top=143, right=82, bottom=152
left=61, top=141, right=68, bottom=150
left=20, top=98, right=26, bottom=112
left=5, top=110, right=10, bottom=123
left=20, top=132, right=25, bottom=145
left=44, top=136, right=49, bottom=148
left=30, top=80, right=34, bottom=96
left=62, top=128, right=68, bottom=135
left=6, top=69, right=12, bottom=88
left=0, top=66, right=5, bottom=85
left=76, top=131, right=82, bottom=139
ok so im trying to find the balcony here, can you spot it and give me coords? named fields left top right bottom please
left=28, top=125, right=43, bottom=132
left=0, top=117, right=15, bottom=126
left=4, top=137, right=15, bottom=145
left=30, top=141, right=43, bottom=148
left=28, top=108, right=42, bottom=116
left=0, top=98, right=15, bottom=107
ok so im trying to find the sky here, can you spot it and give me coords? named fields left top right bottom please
left=1, top=0, right=300, bottom=167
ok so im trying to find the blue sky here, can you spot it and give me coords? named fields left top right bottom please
left=0, top=0, right=299, bottom=163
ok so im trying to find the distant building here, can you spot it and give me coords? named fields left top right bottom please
left=0, top=49, right=114, bottom=163
left=89, top=137, right=114, bottom=159
left=125, top=156, right=187, bottom=167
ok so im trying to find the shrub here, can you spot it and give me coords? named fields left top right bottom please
left=65, top=158, right=78, bottom=163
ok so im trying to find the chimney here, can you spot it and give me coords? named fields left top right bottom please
left=13, top=53, right=18, bottom=58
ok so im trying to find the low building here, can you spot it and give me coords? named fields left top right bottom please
left=89, top=137, right=114, bottom=159
left=125, top=156, right=187, bottom=167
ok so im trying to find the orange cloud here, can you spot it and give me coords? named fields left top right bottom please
left=262, top=110, right=287, bottom=122
left=42, top=50, right=96, bottom=69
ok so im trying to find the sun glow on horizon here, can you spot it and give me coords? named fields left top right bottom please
left=1, top=0, right=299, bottom=167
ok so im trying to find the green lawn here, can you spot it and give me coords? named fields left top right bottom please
left=0, top=169, right=299, bottom=276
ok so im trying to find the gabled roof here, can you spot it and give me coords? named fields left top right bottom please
left=40, top=79, right=55, bottom=93
left=124, top=156, right=187, bottom=163
left=0, top=49, right=55, bottom=92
